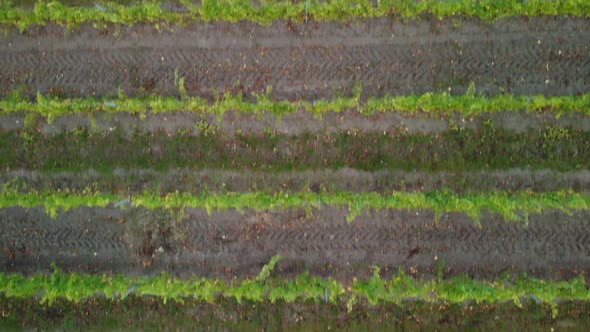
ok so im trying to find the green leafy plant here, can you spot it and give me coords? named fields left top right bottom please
left=255, top=255, right=281, bottom=282
left=1, top=258, right=589, bottom=318
left=1, top=187, right=588, bottom=224
left=1, top=90, right=590, bottom=121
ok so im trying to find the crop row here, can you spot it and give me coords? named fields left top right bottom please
left=1, top=257, right=588, bottom=317
left=2, top=89, right=590, bottom=123
left=1, top=187, right=588, bottom=223
left=2, top=0, right=590, bottom=31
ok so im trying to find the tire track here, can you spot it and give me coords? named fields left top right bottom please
left=0, top=207, right=126, bottom=252
left=0, top=36, right=588, bottom=98
left=1, top=206, right=589, bottom=280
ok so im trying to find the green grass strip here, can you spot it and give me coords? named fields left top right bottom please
left=2, top=90, right=590, bottom=123
left=1, top=187, right=588, bottom=224
left=1, top=258, right=588, bottom=318
left=2, top=0, right=590, bottom=31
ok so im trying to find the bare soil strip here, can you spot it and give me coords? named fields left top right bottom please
left=2, top=168, right=589, bottom=194
left=1, top=18, right=589, bottom=98
left=1, top=207, right=589, bottom=281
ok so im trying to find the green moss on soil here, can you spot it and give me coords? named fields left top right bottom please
left=1, top=126, right=588, bottom=172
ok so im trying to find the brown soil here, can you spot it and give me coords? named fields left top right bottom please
left=3, top=296, right=590, bottom=331
left=1, top=17, right=589, bottom=99
left=1, top=15, right=590, bottom=284
left=1, top=206, right=589, bottom=282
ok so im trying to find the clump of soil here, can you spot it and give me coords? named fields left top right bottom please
left=123, top=207, right=187, bottom=267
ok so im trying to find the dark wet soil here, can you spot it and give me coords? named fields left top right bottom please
left=3, top=168, right=590, bottom=194
left=1, top=206, right=589, bottom=282
left=2, top=295, right=589, bottom=331
left=1, top=17, right=589, bottom=99
left=1, top=14, right=590, bottom=288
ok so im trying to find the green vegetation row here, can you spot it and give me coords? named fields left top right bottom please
left=2, top=126, right=589, bottom=172
left=1, top=185, right=588, bottom=223
left=3, top=89, right=590, bottom=123
left=2, top=0, right=590, bottom=31
left=1, top=258, right=589, bottom=317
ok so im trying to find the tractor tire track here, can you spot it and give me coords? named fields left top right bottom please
left=1, top=21, right=589, bottom=98
left=0, top=207, right=126, bottom=251
left=1, top=206, right=589, bottom=281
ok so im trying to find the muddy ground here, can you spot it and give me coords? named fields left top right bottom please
left=3, top=296, right=590, bottom=330
left=3, top=168, right=590, bottom=194
left=1, top=206, right=589, bottom=282
left=1, top=15, right=590, bottom=287
left=0, top=168, right=590, bottom=195
left=1, top=17, right=589, bottom=99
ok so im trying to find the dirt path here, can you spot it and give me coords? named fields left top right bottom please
left=1, top=206, right=589, bottom=281
left=1, top=17, right=589, bottom=99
